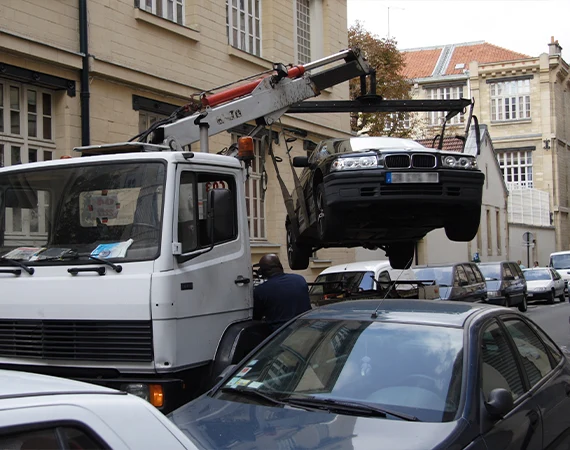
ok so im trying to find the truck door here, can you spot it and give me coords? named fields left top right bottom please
left=152, top=166, right=252, bottom=371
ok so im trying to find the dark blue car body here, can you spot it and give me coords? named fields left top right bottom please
left=169, top=300, right=570, bottom=450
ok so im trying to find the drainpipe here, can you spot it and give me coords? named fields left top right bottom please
left=79, top=0, right=90, bottom=145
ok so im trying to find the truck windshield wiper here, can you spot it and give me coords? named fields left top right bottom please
left=0, top=257, right=34, bottom=275
left=283, top=396, right=420, bottom=421
left=35, top=251, right=122, bottom=273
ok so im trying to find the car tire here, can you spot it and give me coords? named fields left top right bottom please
left=387, top=241, right=415, bottom=270
left=504, top=296, right=510, bottom=308
left=547, top=289, right=555, bottom=304
left=286, top=222, right=311, bottom=270
left=315, top=184, right=341, bottom=242
left=444, top=207, right=481, bottom=242
left=559, top=293, right=566, bottom=302
left=518, top=294, right=528, bottom=312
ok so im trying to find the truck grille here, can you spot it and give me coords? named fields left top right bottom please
left=0, top=320, right=153, bottom=362
left=411, top=154, right=436, bottom=168
left=385, top=154, right=410, bottom=168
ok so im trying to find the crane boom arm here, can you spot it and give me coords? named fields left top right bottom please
left=156, top=48, right=372, bottom=152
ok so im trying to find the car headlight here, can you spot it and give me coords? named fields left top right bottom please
left=487, top=291, right=501, bottom=297
left=441, top=155, right=478, bottom=170
left=534, top=286, right=548, bottom=292
left=331, top=155, right=378, bottom=171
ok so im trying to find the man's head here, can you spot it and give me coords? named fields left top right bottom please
left=259, top=254, right=284, bottom=278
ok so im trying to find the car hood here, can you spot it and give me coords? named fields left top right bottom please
left=527, top=280, right=553, bottom=290
left=169, top=395, right=465, bottom=450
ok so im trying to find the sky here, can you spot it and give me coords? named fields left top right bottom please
left=347, top=0, right=570, bottom=58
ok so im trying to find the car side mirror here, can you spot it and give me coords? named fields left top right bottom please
left=485, top=388, right=514, bottom=420
left=293, top=156, right=309, bottom=168
left=207, top=188, right=234, bottom=242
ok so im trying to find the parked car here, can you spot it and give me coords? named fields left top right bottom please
left=549, top=250, right=570, bottom=290
left=169, top=299, right=570, bottom=450
left=287, top=136, right=484, bottom=270
left=523, top=267, right=566, bottom=303
left=308, top=260, right=420, bottom=306
left=478, top=261, right=527, bottom=312
left=412, top=262, right=487, bottom=303
left=0, top=370, right=198, bottom=449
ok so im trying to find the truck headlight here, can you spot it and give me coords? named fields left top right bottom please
left=442, top=155, right=478, bottom=170
left=121, top=383, right=164, bottom=408
left=331, top=155, right=378, bottom=171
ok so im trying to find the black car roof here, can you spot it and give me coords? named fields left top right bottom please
left=412, top=262, right=473, bottom=269
left=302, top=299, right=499, bottom=328
left=478, top=261, right=513, bottom=266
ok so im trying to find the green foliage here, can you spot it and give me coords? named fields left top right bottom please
left=348, top=22, right=413, bottom=137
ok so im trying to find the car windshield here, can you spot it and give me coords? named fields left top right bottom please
left=0, top=161, right=166, bottom=263
left=478, top=264, right=501, bottom=280
left=309, top=271, right=375, bottom=302
left=218, top=318, right=464, bottom=422
left=551, top=254, right=570, bottom=270
left=412, top=266, right=453, bottom=286
left=523, top=269, right=551, bottom=281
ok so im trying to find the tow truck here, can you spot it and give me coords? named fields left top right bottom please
left=0, top=47, right=481, bottom=414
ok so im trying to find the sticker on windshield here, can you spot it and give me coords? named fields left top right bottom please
left=246, top=360, right=258, bottom=366
left=235, top=379, right=250, bottom=387
left=226, top=377, right=241, bottom=387
left=248, top=381, right=263, bottom=389
left=236, top=367, right=252, bottom=377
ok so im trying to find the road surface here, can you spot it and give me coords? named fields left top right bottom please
left=526, top=299, right=570, bottom=350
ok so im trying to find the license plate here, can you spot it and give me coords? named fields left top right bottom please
left=386, top=172, right=439, bottom=184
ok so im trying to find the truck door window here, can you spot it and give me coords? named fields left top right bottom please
left=177, top=171, right=237, bottom=253
left=0, top=425, right=108, bottom=449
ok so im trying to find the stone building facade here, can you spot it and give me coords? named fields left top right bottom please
left=0, top=0, right=357, bottom=278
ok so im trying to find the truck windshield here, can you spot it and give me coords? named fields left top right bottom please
left=0, top=161, right=166, bottom=263
left=551, top=254, right=570, bottom=270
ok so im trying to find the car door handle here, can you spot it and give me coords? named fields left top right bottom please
left=235, top=276, right=251, bottom=285
left=528, top=410, right=540, bottom=428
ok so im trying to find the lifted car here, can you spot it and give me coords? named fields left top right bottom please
left=287, top=136, right=484, bottom=270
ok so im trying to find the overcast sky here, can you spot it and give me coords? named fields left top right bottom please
left=347, top=0, right=570, bottom=58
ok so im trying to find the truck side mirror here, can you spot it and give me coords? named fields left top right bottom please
left=207, top=188, right=235, bottom=243
left=293, top=156, right=309, bottom=168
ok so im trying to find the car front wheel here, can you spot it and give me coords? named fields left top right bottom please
left=315, top=184, right=341, bottom=242
left=547, top=289, right=555, bottom=304
left=518, top=294, right=528, bottom=312
left=444, top=207, right=481, bottom=242
left=286, top=222, right=311, bottom=270
left=387, top=241, right=415, bottom=270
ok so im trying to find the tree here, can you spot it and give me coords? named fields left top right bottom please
left=348, top=22, right=413, bottom=137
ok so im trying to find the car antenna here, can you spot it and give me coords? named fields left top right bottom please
left=371, top=256, right=414, bottom=319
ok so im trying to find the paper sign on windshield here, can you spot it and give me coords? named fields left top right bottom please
left=79, top=188, right=140, bottom=227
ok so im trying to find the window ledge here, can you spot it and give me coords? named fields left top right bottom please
left=134, top=8, right=200, bottom=42
left=491, top=119, right=532, bottom=126
left=250, top=241, right=281, bottom=255
left=228, top=45, right=273, bottom=70
left=310, top=258, right=332, bottom=269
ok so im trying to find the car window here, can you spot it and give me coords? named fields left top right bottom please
left=217, top=319, right=464, bottom=422
left=503, top=319, right=552, bottom=388
left=523, top=269, right=551, bottom=281
left=0, top=426, right=106, bottom=450
left=503, top=264, right=514, bottom=279
left=478, top=264, right=501, bottom=280
left=528, top=322, right=563, bottom=367
left=472, top=265, right=485, bottom=283
left=462, top=264, right=477, bottom=284
left=480, top=321, right=525, bottom=401
left=550, top=269, right=561, bottom=280
left=454, top=265, right=469, bottom=286
left=508, top=263, right=521, bottom=279
left=413, top=266, right=453, bottom=287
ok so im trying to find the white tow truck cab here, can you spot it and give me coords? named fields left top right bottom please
left=0, top=145, right=269, bottom=413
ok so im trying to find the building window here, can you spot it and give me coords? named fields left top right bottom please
left=139, top=111, right=168, bottom=134
left=384, top=112, right=411, bottom=132
left=497, top=150, right=533, bottom=190
left=296, top=0, right=311, bottom=64
left=139, top=0, right=184, bottom=25
left=226, top=0, right=261, bottom=57
left=426, top=86, right=465, bottom=126
left=486, top=209, right=492, bottom=255
left=490, top=79, right=531, bottom=121
left=496, top=209, right=502, bottom=255
left=232, top=133, right=265, bottom=240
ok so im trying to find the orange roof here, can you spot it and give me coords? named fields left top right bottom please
left=417, top=137, right=464, bottom=153
left=402, top=48, right=441, bottom=79
left=402, top=42, right=531, bottom=79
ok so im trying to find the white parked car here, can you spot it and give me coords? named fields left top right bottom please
left=0, top=370, right=198, bottom=450
left=523, top=267, right=566, bottom=303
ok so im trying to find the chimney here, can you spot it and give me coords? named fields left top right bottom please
left=548, top=36, right=563, bottom=56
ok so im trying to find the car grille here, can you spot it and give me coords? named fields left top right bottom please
left=385, top=154, right=410, bottom=168
left=0, top=319, right=153, bottom=362
left=411, top=154, right=436, bottom=168
left=380, top=185, right=444, bottom=196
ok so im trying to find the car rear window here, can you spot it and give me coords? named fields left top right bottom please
left=478, top=264, right=501, bottom=280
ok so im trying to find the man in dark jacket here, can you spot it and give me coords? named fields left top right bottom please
left=253, top=254, right=311, bottom=331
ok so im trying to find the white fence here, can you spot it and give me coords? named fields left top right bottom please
left=508, top=188, right=551, bottom=226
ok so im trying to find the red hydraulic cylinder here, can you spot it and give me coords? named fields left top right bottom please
left=201, top=65, right=306, bottom=108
